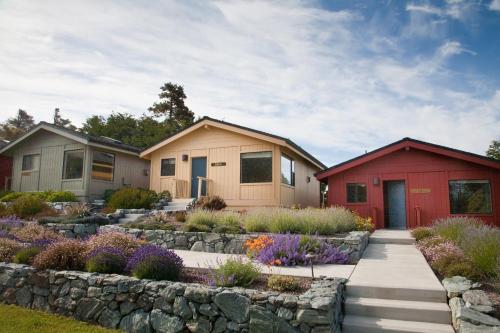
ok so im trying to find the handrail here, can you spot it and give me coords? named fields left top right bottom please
left=197, top=176, right=209, bottom=198
left=415, top=206, right=422, bottom=227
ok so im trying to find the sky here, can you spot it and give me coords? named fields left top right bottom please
left=0, top=0, right=499, bottom=166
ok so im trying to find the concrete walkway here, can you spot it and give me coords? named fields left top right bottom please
left=344, top=230, right=454, bottom=333
left=173, top=249, right=356, bottom=279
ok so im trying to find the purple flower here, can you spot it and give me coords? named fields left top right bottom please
left=255, top=233, right=308, bottom=266
left=31, top=238, right=57, bottom=249
left=314, top=243, right=349, bottom=264
left=126, top=245, right=184, bottom=281
left=86, top=246, right=126, bottom=260
left=0, top=230, right=18, bottom=241
left=0, top=216, right=23, bottom=230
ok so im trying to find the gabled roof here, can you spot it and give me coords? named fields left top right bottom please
left=316, top=137, right=500, bottom=180
left=0, top=122, right=142, bottom=155
left=140, top=116, right=326, bottom=169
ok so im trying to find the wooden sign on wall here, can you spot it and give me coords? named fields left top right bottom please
left=211, top=162, right=226, bottom=167
left=410, top=188, right=431, bottom=194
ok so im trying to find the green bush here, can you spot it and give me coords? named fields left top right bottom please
left=0, top=192, right=25, bottom=202
left=183, top=210, right=243, bottom=233
left=46, top=191, right=78, bottom=202
left=103, top=189, right=118, bottom=203
left=175, top=211, right=186, bottom=222
left=430, top=253, right=481, bottom=280
left=11, top=195, right=47, bottom=218
left=267, top=275, right=301, bottom=292
left=157, top=191, right=172, bottom=202
left=14, top=247, right=41, bottom=265
left=432, top=217, right=481, bottom=244
left=210, top=258, right=261, bottom=287
left=182, top=223, right=211, bottom=232
left=85, top=248, right=127, bottom=274
left=244, top=207, right=357, bottom=235
left=108, top=188, right=157, bottom=209
left=195, top=196, right=227, bottom=210
left=411, top=227, right=434, bottom=241
left=0, top=191, right=12, bottom=201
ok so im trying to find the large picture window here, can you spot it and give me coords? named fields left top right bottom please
left=241, top=151, right=272, bottom=183
left=22, top=154, right=40, bottom=171
left=92, top=151, right=115, bottom=181
left=347, top=183, right=367, bottom=203
left=63, top=150, right=84, bottom=179
left=161, top=158, right=175, bottom=176
left=281, top=154, right=295, bottom=186
left=449, top=180, right=492, bottom=214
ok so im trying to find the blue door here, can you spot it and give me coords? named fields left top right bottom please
left=191, top=157, right=207, bottom=198
left=385, top=181, right=407, bottom=229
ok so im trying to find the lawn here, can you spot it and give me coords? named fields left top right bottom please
left=0, top=304, right=119, bottom=333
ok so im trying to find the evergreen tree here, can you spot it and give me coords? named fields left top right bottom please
left=148, top=82, right=195, bottom=130
left=0, top=109, right=35, bottom=140
left=53, top=108, right=76, bottom=130
left=486, top=140, right=500, bottom=160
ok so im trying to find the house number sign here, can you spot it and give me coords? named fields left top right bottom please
left=211, top=162, right=226, bottom=167
left=410, top=188, right=431, bottom=194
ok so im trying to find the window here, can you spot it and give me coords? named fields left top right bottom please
left=92, top=151, right=115, bottom=181
left=241, top=151, right=272, bottom=183
left=281, top=154, right=295, bottom=186
left=161, top=158, right=176, bottom=176
left=63, top=150, right=84, bottom=179
left=449, top=180, right=492, bottom=214
left=22, top=154, right=40, bottom=171
left=347, top=183, right=367, bottom=203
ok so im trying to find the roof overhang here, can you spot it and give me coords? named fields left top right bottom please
left=316, top=138, right=500, bottom=180
left=140, top=118, right=325, bottom=170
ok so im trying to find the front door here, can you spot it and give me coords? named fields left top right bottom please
left=384, top=180, right=407, bottom=229
left=191, top=157, right=207, bottom=198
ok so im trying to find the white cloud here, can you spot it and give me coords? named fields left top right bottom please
left=490, top=0, right=500, bottom=11
left=0, top=0, right=497, bottom=165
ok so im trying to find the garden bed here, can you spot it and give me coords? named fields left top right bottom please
left=0, top=262, right=344, bottom=333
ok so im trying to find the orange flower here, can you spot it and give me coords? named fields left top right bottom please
left=244, top=235, right=273, bottom=258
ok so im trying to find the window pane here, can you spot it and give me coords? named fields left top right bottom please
left=92, top=151, right=114, bottom=181
left=241, top=151, right=272, bottom=183
left=449, top=180, right=492, bottom=214
left=281, top=155, right=295, bottom=186
left=22, top=154, right=40, bottom=171
left=63, top=150, right=84, bottom=179
left=347, top=183, right=367, bottom=203
left=161, top=158, right=176, bottom=176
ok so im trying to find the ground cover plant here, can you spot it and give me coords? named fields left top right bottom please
left=195, top=195, right=227, bottom=210
left=183, top=210, right=243, bottom=233
left=206, top=257, right=261, bottom=287
left=125, top=245, right=184, bottom=281
left=107, top=187, right=158, bottom=209
left=267, top=275, right=301, bottom=292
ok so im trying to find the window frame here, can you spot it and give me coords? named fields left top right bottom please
left=448, top=179, right=493, bottom=216
left=62, top=149, right=84, bottom=180
left=91, top=150, right=115, bottom=182
left=21, top=154, right=40, bottom=172
left=280, top=154, right=295, bottom=187
left=160, top=158, right=176, bottom=177
left=240, top=151, right=273, bottom=184
left=346, top=182, right=367, bottom=204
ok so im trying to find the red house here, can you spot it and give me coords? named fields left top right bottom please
left=0, top=140, right=12, bottom=190
left=316, top=138, right=500, bottom=229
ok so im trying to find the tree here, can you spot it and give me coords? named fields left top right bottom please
left=53, top=108, right=76, bottom=130
left=0, top=109, right=35, bottom=140
left=148, top=82, right=195, bottom=130
left=486, top=140, right=500, bottom=160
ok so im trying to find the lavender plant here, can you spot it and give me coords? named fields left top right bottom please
left=126, top=245, right=183, bottom=281
left=206, top=257, right=260, bottom=287
left=86, top=247, right=127, bottom=274
left=0, top=216, right=23, bottom=230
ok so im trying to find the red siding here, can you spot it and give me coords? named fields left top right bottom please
left=0, top=155, right=12, bottom=191
left=325, top=148, right=500, bottom=228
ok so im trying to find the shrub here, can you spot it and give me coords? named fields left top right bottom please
left=123, top=220, right=176, bottom=231
left=208, top=257, right=260, bottom=287
left=411, top=227, right=434, bottom=241
left=103, top=189, right=118, bottom=203
left=0, top=192, right=25, bottom=202
left=184, top=210, right=243, bottom=233
left=267, top=275, right=300, bottom=292
left=108, top=188, right=157, bottom=209
left=0, top=190, right=12, bottom=201
left=212, top=212, right=242, bottom=234
left=0, top=216, right=23, bottom=230
left=126, top=245, right=184, bottom=281
left=430, top=253, right=481, bottom=280
left=33, top=240, right=87, bottom=270
left=37, top=215, right=110, bottom=226
left=416, top=236, right=463, bottom=263
left=355, top=215, right=375, bottom=232
left=0, top=203, right=8, bottom=217
left=85, top=247, right=127, bottom=274
left=46, top=191, right=78, bottom=202
left=186, top=210, right=218, bottom=229
left=460, top=224, right=500, bottom=279
left=11, top=195, right=47, bottom=218
left=14, top=247, right=41, bottom=265
left=86, top=232, right=141, bottom=256
left=175, top=211, right=186, bottom=222
left=11, top=224, right=64, bottom=243
left=195, top=196, right=227, bottom=211
left=432, top=217, right=481, bottom=244
left=182, top=223, right=212, bottom=232
left=157, top=191, right=172, bottom=202
left=64, top=203, right=91, bottom=218
left=0, top=238, right=22, bottom=262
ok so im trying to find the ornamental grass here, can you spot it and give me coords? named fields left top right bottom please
left=11, top=224, right=64, bottom=243
left=33, top=240, right=87, bottom=270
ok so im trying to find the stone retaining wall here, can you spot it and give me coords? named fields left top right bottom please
left=0, top=262, right=345, bottom=333
left=101, top=226, right=370, bottom=264
left=44, top=223, right=101, bottom=239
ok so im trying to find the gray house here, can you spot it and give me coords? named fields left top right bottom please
left=0, top=122, right=150, bottom=200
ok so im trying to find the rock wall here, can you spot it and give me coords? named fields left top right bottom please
left=0, top=262, right=346, bottom=333
left=44, top=223, right=101, bottom=239
left=101, top=226, right=370, bottom=264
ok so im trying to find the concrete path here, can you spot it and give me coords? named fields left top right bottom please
left=344, top=230, right=454, bottom=333
left=173, top=249, right=356, bottom=279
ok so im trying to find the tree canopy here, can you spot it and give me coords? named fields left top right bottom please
left=486, top=140, right=500, bottom=160
left=148, top=82, right=195, bottom=130
left=0, top=109, right=35, bottom=141
left=53, top=108, right=76, bottom=130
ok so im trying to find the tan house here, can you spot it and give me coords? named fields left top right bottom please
left=0, top=122, right=150, bottom=200
left=140, top=117, right=326, bottom=208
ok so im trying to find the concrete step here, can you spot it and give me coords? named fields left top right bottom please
left=345, top=297, right=451, bottom=324
left=369, top=236, right=415, bottom=245
left=342, top=315, right=455, bottom=333
left=347, top=284, right=446, bottom=303
left=119, top=213, right=146, bottom=224
left=170, top=198, right=196, bottom=204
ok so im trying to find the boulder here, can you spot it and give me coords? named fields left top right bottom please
left=212, top=316, right=227, bottom=333
left=186, top=317, right=212, bottom=333
left=119, top=309, right=151, bottom=333
left=75, top=298, right=105, bottom=321
left=443, top=276, right=472, bottom=298
left=190, top=241, right=204, bottom=252
left=214, top=291, right=250, bottom=323
left=184, top=286, right=212, bottom=303
left=150, top=309, right=184, bottom=333
left=15, top=286, right=32, bottom=307
left=173, top=296, right=192, bottom=319
left=463, top=290, right=493, bottom=306
left=98, top=308, right=121, bottom=328
left=459, top=321, right=500, bottom=332
left=452, top=297, right=500, bottom=328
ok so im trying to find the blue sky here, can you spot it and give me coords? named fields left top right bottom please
left=0, top=0, right=499, bottom=166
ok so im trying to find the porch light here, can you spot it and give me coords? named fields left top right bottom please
left=373, top=177, right=380, bottom=186
left=182, top=154, right=189, bottom=162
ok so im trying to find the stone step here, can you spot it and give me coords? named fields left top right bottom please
left=119, top=213, right=146, bottom=224
left=342, top=315, right=455, bottom=333
left=170, top=198, right=196, bottom=204
left=347, top=284, right=446, bottom=303
left=345, top=297, right=451, bottom=324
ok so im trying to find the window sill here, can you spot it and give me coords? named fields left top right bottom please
left=91, top=179, right=114, bottom=183
left=281, top=184, right=295, bottom=189
left=62, top=178, right=83, bottom=182
left=240, top=182, right=273, bottom=186
left=450, top=213, right=493, bottom=217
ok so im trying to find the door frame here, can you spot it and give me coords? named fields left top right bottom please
left=190, top=156, right=207, bottom=198
left=383, top=179, right=408, bottom=229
